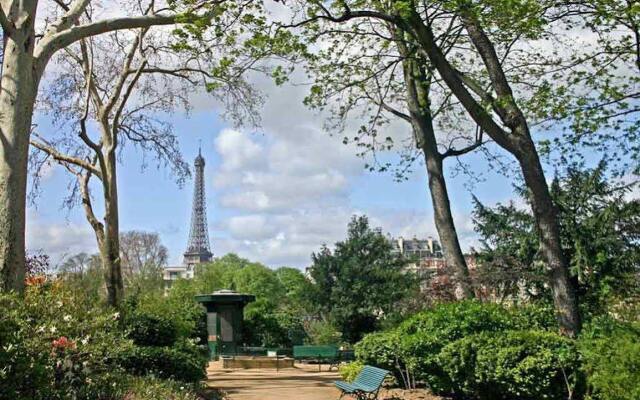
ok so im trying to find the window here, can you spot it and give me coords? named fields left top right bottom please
left=169, top=271, right=179, bottom=279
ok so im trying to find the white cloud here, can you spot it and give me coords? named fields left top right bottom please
left=205, top=71, right=484, bottom=267
left=213, top=125, right=357, bottom=214
left=214, top=206, right=356, bottom=267
left=214, top=128, right=265, bottom=171
left=226, top=215, right=279, bottom=240
left=25, top=210, right=97, bottom=266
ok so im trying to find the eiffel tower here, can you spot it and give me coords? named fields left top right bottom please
left=184, top=147, right=213, bottom=266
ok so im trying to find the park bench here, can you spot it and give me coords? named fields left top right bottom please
left=293, top=345, right=339, bottom=371
left=334, top=365, right=390, bottom=400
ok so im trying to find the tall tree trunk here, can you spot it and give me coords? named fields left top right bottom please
left=0, top=12, right=38, bottom=291
left=396, top=38, right=475, bottom=298
left=423, top=152, right=474, bottom=298
left=101, top=154, right=123, bottom=306
left=405, top=11, right=581, bottom=335
left=514, top=136, right=581, bottom=336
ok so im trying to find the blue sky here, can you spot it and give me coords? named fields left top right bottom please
left=28, top=76, right=522, bottom=269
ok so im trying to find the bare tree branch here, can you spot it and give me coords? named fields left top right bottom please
left=35, top=13, right=179, bottom=69
left=44, top=0, right=90, bottom=37
left=112, top=57, right=147, bottom=143
left=30, top=137, right=103, bottom=178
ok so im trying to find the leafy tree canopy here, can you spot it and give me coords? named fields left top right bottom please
left=307, top=215, right=417, bottom=343
left=473, top=163, right=640, bottom=313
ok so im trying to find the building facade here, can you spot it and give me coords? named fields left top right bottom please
left=391, top=236, right=445, bottom=270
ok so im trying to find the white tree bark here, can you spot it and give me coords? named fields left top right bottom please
left=0, top=0, right=186, bottom=291
left=0, top=0, right=40, bottom=291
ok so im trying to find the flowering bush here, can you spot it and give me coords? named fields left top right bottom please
left=0, top=281, right=135, bottom=399
left=0, top=280, right=208, bottom=399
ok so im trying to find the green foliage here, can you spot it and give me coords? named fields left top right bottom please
left=276, top=267, right=313, bottom=313
left=354, top=301, right=560, bottom=392
left=165, top=0, right=307, bottom=127
left=129, top=291, right=207, bottom=343
left=242, top=300, right=291, bottom=347
left=125, top=311, right=179, bottom=347
left=120, top=292, right=208, bottom=383
left=552, top=165, right=640, bottom=311
left=579, top=317, right=640, bottom=400
left=242, top=303, right=306, bottom=348
left=186, top=254, right=311, bottom=347
left=305, top=320, right=342, bottom=345
left=439, top=330, right=580, bottom=400
left=0, top=283, right=134, bottom=399
left=307, top=215, right=417, bottom=343
left=0, top=277, right=210, bottom=399
left=473, top=164, right=640, bottom=311
left=232, top=263, right=286, bottom=306
left=123, top=376, right=202, bottom=400
left=355, top=330, right=401, bottom=372
left=116, top=340, right=207, bottom=383
left=397, top=301, right=519, bottom=391
left=445, top=0, right=546, bottom=40
left=339, top=361, right=365, bottom=382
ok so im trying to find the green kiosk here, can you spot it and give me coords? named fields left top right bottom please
left=195, top=289, right=255, bottom=360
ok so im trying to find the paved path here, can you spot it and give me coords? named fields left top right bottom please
left=206, top=362, right=341, bottom=400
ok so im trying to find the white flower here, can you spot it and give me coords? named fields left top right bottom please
left=81, top=337, right=89, bottom=346
left=112, top=312, right=120, bottom=320
left=36, top=325, right=45, bottom=333
left=63, top=315, right=71, bottom=322
left=56, top=301, right=63, bottom=308
left=49, top=326, right=57, bottom=334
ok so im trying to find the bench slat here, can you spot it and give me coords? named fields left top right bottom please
left=335, top=365, right=390, bottom=400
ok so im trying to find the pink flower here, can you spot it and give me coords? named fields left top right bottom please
left=25, top=275, right=46, bottom=286
left=52, top=336, right=76, bottom=351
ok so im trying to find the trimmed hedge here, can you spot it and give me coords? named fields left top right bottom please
left=579, top=317, right=640, bottom=400
left=126, top=311, right=178, bottom=347
left=356, top=301, right=527, bottom=392
left=116, top=341, right=207, bottom=383
left=354, top=301, right=573, bottom=396
left=439, top=330, right=580, bottom=400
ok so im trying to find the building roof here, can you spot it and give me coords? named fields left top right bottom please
left=195, top=289, right=256, bottom=305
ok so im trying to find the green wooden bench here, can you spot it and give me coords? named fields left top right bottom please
left=334, top=365, right=390, bottom=400
left=293, top=345, right=339, bottom=371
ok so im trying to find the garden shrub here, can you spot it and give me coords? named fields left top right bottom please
left=126, top=310, right=178, bottom=346
left=354, top=330, right=400, bottom=371
left=579, top=317, right=640, bottom=400
left=394, top=301, right=517, bottom=391
left=339, top=361, right=364, bottom=382
left=354, top=301, right=566, bottom=393
left=125, top=292, right=206, bottom=342
left=0, top=280, right=210, bottom=399
left=509, top=301, right=557, bottom=331
left=0, top=283, right=134, bottom=400
left=123, top=376, right=203, bottom=400
left=117, top=339, right=207, bottom=383
left=305, top=319, right=342, bottom=345
left=439, top=330, right=580, bottom=400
